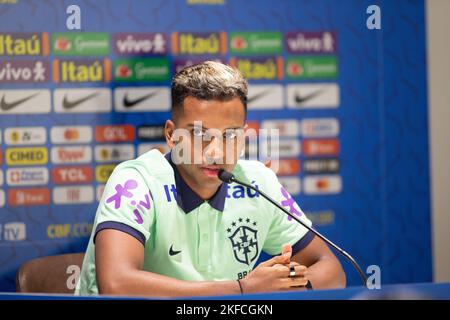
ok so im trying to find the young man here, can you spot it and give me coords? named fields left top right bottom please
left=75, top=61, right=346, bottom=296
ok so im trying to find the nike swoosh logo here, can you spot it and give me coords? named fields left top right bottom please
left=123, top=91, right=160, bottom=108
left=294, top=88, right=327, bottom=105
left=62, top=92, right=100, bottom=109
left=169, top=244, right=181, bottom=256
left=0, top=93, right=39, bottom=111
left=247, top=90, right=271, bottom=104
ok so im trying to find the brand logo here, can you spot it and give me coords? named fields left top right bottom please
left=6, top=147, right=48, bottom=166
left=95, top=144, right=135, bottom=163
left=52, top=186, right=94, bottom=204
left=227, top=218, right=259, bottom=265
left=274, top=139, right=301, bottom=157
left=114, top=87, right=170, bottom=112
left=6, top=167, right=49, bottom=186
left=63, top=92, right=99, bottom=109
left=303, top=139, right=340, bottom=156
left=0, top=190, right=4, bottom=207
left=246, top=84, right=283, bottom=110
left=51, top=146, right=92, bottom=164
left=304, top=210, right=335, bottom=226
left=47, top=223, right=93, bottom=239
left=54, top=88, right=112, bottom=113
left=113, top=33, right=168, bottom=55
left=286, top=56, right=337, bottom=79
left=8, top=188, right=50, bottom=206
left=0, top=32, right=49, bottom=56
left=285, top=31, right=337, bottom=54
left=137, top=125, right=166, bottom=141
left=4, top=127, right=46, bottom=145
left=169, top=244, right=181, bottom=256
left=52, top=166, right=93, bottom=184
left=95, top=165, right=116, bottom=183
left=287, top=84, right=340, bottom=109
left=272, top=159, right=301, bottom=176
left=96, top=185, right=105, bottom=202
left=50, top=126, right=93, bottom=144
left=172, top=32, right=227, bottom=55
left=53, top=32, right=109, bottom=56
left=95, top=125, right=135, bottom=142
left=261, top=120, right=300, bottom=137
left=113, top=58, right=170, bottom=82
left=303, top=175, right=342, bottom=194
left=0, top=60, right=49, bottom=83
left=303, top=159, right=340, bottom=174
left=53, top=59, right=111, bottom=83
left=230, top=32, right=282, bottom=55
left=301, top=118, right=339, bottom=138
left=0, top=222, right=26, bottom=241
left=137, top=143, right=169, bottom=156
left=278, top=177, right=301, bottom=196
left=229, top=57, right=283, bottom=80
left=0, top=89, right=51, bottom=114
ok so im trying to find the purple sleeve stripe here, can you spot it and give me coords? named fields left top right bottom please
left=94, top=221, right=146, bottom=246
left=291, top=230, right=315, bottom=256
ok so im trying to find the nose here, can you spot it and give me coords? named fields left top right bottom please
left=204, top=136, right=224, bottom=164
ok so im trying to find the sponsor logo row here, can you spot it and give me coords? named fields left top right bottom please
left=0, top=209, right=337, bottom=242
left=0, top=222, right=93, bottom=242
left=0, top=57, right=337, bottom=83
left=0, top=84, right=339, bottom=114
left=0, top=139, right=338, bottom=166
left=0, top=31, right=336, bottom=56
left=0, top=158, right=339, bottom=189
left=0, top=173, right=342, bottom=208
left=0, top=118, right=338, bottom=146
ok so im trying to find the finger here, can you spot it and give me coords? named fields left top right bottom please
left=280, top=276, right=309, bottom=288
left=281, top=244, right=292, bottom=260
left=285, top=265, right=308, bottom=278
left=260, top=252, right=291, bottom=267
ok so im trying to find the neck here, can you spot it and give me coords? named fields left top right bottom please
left=176, top=165, right=221, bottom=200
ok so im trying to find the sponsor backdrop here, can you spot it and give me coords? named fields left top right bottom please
left=0, top=0, right=430, bottom=291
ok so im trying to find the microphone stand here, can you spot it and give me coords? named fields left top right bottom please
left=218, top=169, right=368, bottom=287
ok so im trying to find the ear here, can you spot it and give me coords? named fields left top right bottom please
left=165, top=119, right=176, bottom=148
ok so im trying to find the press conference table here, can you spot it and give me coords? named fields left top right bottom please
left=0, top=282, right=449, bottom=300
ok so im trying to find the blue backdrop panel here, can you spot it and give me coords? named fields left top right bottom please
left=0, top=0, right=431, bottom=291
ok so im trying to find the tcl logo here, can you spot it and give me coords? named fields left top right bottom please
left=8, top=188, right=50, bottom=206
left=95, top=125, right=135, bottom=142
left=51, top=146, right=92, bottom=164
left=0, top=222, right=26, bottom=241
left=52, top=166, right=93, bottom=184
left=302, top=139, right=340, bottom=156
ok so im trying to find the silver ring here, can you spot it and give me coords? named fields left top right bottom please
left=289, top=265, right=296, bottom=278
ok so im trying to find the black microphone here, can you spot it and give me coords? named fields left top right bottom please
left=218, top=169, right=368, bottom=287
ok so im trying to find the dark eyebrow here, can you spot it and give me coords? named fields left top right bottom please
left=186, top=124, right=243, bottom=131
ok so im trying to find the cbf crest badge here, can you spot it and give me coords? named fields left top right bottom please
left=227, top=217, right=259, bottom=265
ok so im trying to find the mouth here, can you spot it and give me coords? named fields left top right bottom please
left=200, top=166, right=222, bottom=178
